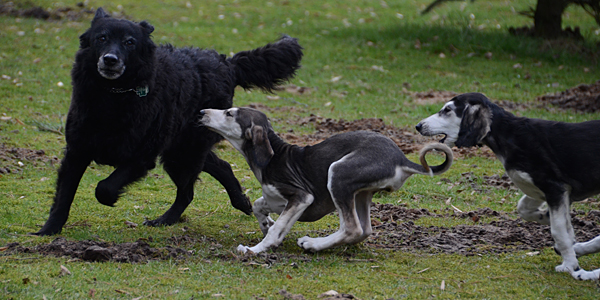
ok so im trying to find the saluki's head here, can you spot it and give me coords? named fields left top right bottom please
left=199, top=107, right=274, bottom=169
left=416, top=93, right=493, bottom=148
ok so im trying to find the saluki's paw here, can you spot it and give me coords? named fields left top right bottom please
left=297, top=236, right=318, bottom=252
left=555, top=263, right=577, bottom=273
left=571, top=268, right=600, bottom=281
left=237, top=245, right=253, bottom=254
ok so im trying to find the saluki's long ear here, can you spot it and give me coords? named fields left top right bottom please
left=455, top=104, right=492, bottom=147
left=245, top=125, right=274, bottom=168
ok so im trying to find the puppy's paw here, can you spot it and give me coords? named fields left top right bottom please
left=237, top=245, right=253, bottom=254
left=297, top=236, right=318, bottom=252
left=571, top=268, right=600, bottom=281
left=555, top=263, right=577, bottom=273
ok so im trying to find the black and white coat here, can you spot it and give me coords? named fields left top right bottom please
left=416, top=92, right=600, bottom=281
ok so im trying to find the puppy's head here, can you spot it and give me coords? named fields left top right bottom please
left=200, top=108, right=274, bottom=169
left=416, top=93, right=493, bottom=148
left=78, top=8, right=156, bottom=80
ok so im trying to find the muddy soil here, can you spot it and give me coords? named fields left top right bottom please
left=538, top=80, right=600, bottom=113
left=0, top=144, right=59, bottom=174
left=0, top=1, right=96, bottom=21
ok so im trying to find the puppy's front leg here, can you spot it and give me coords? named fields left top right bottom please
left=238, top=192, right=314, bottom=254
left=548, top=192, right=579, bottom=274
left=252, top=197, right=275, bottom=236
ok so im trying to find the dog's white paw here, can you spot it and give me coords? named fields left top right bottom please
left=297, top=236, right=318, bottom=252
left=237, top=245, right=252, bottom=254
left=555, top=263, right=576, bottom=273
left=571, top=268, right=600, bottom=281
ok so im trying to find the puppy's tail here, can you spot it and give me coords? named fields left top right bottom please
left=228, top=35, right=303, bottom=92
left=408, top=143, right=453, bottom=177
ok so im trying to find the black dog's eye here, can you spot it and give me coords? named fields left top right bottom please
left=97, top=35, right=106, bottom=42
left=124, top=39, right=135, bottom=46
left=225, top=111, right=233, bottom=117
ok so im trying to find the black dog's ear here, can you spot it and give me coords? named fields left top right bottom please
left=245, top=125, right=273, bottom=169
left=139, top=21, right=155, bottom=35
left=92, top=7, right=111, bottom=25
left=79, top=31, right=90, bottom=49
left=455, top=104, right=492, bottom=147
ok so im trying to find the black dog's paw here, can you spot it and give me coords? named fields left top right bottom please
left=143, top=214, right=183, bottom=227
left=232, top=194, right=253, bottom=215
left=95, top=180, right=121, bottom=206
left=30, top=229, right=59, bottom=236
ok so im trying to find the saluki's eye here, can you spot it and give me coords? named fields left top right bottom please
left=225, top=111, right=233, bottom=117
left=442, top=106, right=451, bottom=113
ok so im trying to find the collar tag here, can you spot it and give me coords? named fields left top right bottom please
left=135, top=85, right=149, bottom=97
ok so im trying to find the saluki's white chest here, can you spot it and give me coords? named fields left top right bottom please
left=507, top=170, right=545, bottom=201
left=261, top=184, right=287, bottom=214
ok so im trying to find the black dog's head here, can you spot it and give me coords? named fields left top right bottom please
left=199, top=108, right=274, bottom=170
left=416, top=92, right=494, bottom=148
left=78, top=8, right=156, bottom=80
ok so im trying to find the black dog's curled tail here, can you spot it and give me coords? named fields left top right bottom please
left=228, top=35, right=303, bottom=92
left=419, top=143, right=454, bottom=177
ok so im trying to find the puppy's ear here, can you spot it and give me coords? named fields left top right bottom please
left=139, top=21, right=155, bottom=35
left=246, top=125, right=273, bottom=168
left=455, top=104, right=492, bottom=147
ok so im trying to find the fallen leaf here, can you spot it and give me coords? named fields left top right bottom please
left=416, top=267, right=430, bottom=274
left=115, top=289, right=130, bottom=295
left=124, top=221, right=138, bottom=228
left=59, top=265, right=71, bottom=276
left=286, top=274, right=293, bottom=279
left=22, top=278, right=30, bottom=284
left=513, top=63, right=522, bottom=69
left=440, top=280, right=445, bottom=290
left=330, top=75, right=342, bottom=83
left=318, top=290, right=338, bottom=298
left=266, top=95, right=280, bottom=100
left=89, top=289, right=96, bottom=298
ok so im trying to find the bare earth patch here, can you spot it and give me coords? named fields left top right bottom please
left=538, top=80, right=600, bottom=113
left=0, top=144, right=59, bottom=174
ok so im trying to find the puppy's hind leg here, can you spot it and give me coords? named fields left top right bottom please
left=355, top=191, right=374, bottom=241
left=298, top=156, right=370, bottom=252
left=517, top=195, right=550, bottom=225
left=574, top=235, right=600, bottom=257
left=252, top=196, right=275, bottom=236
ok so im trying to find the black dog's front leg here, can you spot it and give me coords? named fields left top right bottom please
left=95, top=160, right=155, bottom=206
left=203, top=151, right=252, bottom=215
left=33, top=151, right=91, bottom=236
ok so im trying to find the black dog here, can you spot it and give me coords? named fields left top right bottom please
left=416, top=92, right=600, bottom=281
left=34, top=8, right=303, bottom=235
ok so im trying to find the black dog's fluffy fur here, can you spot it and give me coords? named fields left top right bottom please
left=34, top=8, right=303, bottom=235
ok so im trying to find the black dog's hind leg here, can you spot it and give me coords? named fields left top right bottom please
left=33, top=151, right=92, bottom=236
left=203, top=151, right=252, bottom=215
left=143, top=150, right=206, bottom=227
left=95, top=160, right=156, bottom=207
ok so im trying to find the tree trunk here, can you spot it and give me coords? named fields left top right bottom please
left=534, top=0, right=569, bottom=38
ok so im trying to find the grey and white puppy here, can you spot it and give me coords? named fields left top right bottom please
left=200, top=107, right=453, bottom=253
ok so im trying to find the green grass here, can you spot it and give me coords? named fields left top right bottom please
left=2, top=0, right=600, bottom=299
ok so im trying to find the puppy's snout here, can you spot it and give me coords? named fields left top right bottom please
left=199, top=110, right=205, bottom=117
left=415, top=122, right=423, bottom=133
left=102, top=54, right=119, bottom=66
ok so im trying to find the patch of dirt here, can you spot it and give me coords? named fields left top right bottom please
left=538, top=80, right=600, bottom=113
left=0, top=144, right=59, bottom=174
left=368, top=203, right=600, bottom=255
left=0, top=2, right=123, bottom=21
left=4, top=237, right=191, bottom=263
